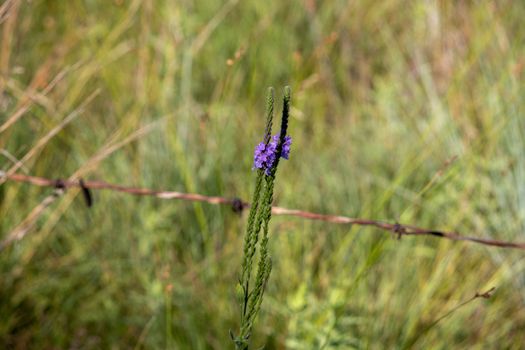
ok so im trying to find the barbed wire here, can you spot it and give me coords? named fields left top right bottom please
left=2, top=171, right=525, bottom=251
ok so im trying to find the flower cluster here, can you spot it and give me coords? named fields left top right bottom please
left=253, top=135, right=292, bottom=175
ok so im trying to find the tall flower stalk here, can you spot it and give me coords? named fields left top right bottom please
left=232, top=87, right=292, bottom=349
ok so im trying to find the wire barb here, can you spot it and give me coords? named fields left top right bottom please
left=231, top=197, right=245, bottom=214
left=79, top=178, right=93, bottom=208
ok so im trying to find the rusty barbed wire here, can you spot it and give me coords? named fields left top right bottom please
left=2, top=171, right=525, bottom=251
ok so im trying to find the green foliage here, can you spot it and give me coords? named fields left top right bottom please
left=1, top=1, right=525, bottom=349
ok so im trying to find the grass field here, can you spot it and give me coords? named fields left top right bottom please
left=1, top=0, right=525, bottom=348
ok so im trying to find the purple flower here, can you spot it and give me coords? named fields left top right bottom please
left=253, top=141, right=276, bottom=173
left=275, top=135, right=292, bottom=160
left=253, top=134, right=292, bottom=174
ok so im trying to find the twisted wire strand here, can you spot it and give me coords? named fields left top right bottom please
left=2, top=171, right=525, bottom=251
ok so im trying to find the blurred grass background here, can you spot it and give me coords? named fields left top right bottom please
left=1, top=0, right=525, bottom=348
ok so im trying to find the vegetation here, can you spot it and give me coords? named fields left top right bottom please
left=1, top=0, right=524, bottom=348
